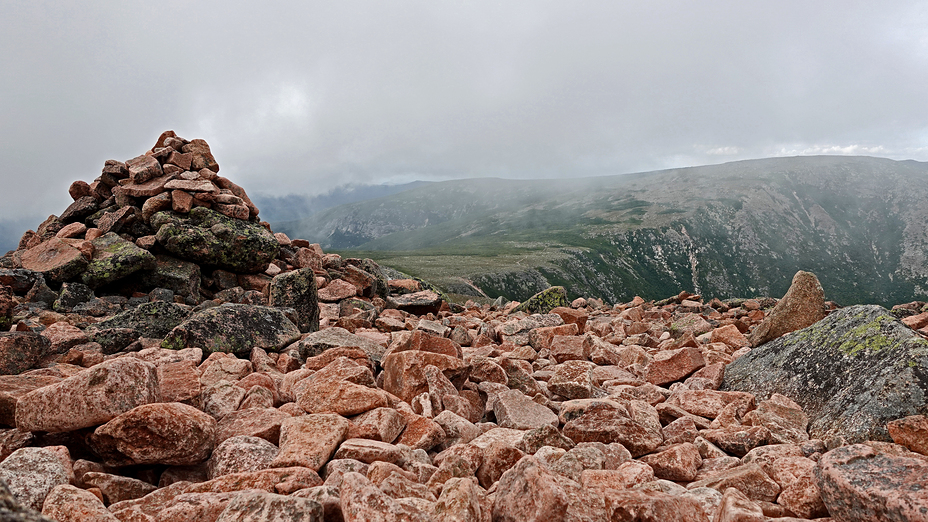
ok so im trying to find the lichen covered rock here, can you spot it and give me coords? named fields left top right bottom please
left=88, top=301, right=190, bottom=339
left=152, top=207, right=277, bottom=273
left=269, top=267, right=319, bottom=333
left=513, top=286, right=569, bottom=315
left=162, top=303, right=300, bottom=356
left=82, top=232, right=156, bottom=288
left=723, top=304, right=928, bottom=442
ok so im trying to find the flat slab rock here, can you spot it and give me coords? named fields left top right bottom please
left=723, top=305, right=928, bottom=442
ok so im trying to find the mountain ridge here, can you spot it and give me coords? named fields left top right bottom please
left=277, top=155, right=928, bottom=306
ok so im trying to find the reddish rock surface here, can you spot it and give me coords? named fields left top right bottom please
left=816, top=443, right=928, bottom=522
left=15, top=357, right=160, bottom=432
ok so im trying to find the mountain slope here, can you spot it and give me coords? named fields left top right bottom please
left=278, top=156, right=928, bottom=306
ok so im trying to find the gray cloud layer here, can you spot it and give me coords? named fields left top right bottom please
left=2, top=1, right=926, bottom=222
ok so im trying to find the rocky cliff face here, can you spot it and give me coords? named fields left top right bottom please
left=280, top=156, right=928, bottom=305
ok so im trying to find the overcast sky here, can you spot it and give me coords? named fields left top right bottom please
left=1, top=1, right=927, bottom=223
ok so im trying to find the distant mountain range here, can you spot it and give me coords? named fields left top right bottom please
left=276, top=156, right=928, bottom=306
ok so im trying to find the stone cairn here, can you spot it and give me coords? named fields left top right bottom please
left=0, top=133, right=926, bottom=521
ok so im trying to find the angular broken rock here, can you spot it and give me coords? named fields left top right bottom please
left=18, top=238, right=88, bottom=283
left=0, top=374, right=62, bottom=427
left=492, top=456, right=569, bottom=522
left=208, top=435, right=279, bottom=479
left=382, top=350, right=469, bottom=403
left=0, top=333, right=53, bottom=376
left=90, top=402, right=217, bottom=466
left=162, top=303, right=300, bottom=356
left=816, top=443, right=928, bottom=522
left=15, top=357, right=160, bottom=432
left=512, top=286, right=569, bottom=315
left=214, top=490, right=324, bottom=522
left=0, top=447, right=69, bottom=511
left=388, top=290, right=443, bottom=315
left=562, top=403, right=663, bottom=457
left=42, top=484, right=118, bottom=522
left=493, top=389, right=559, bottom=430
left=748, top=270, right=826, bottom=347
left=272, top=414, right=349, bottom=472
left=89, top=300, right=190, bottom=339
left=296, top=327, right=386, bottom=365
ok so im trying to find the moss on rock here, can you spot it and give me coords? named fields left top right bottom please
left=161, top=303, right=300, bottom=356
left=151, top=207, right=278, bottom=273
left=512, top=286, right=569, bottom=315
left=723, top=304, right=928, bottom=443
left=88, top=301, right=191, bottom=339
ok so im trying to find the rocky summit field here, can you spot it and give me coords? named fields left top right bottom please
left=1, top=134, right=928, bottom=521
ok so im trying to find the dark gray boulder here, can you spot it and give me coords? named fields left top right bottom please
left=0, top=333, right=52, bottom=375
left=269, top=268, right=319, bottom=333
left=140, top=255, right=201, bottom=302
left=722, top=305, right=928, bottom=443
left=295, top=326, right=386, bottom=364
left=162, top=303, right=300, bottom=356
left=81, top=232, right=156, bottom=289
left=151, top=207, right=278, bottom=273
left=88, top=301, right=190, bottom=339
left=53, top=282, right=95, bottom=313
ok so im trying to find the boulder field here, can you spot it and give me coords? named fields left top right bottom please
left=0, top=134, right=927, bottom=521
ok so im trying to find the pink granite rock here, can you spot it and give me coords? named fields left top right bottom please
left=493, top=388, right=559, bottom=430
left=492, top=456, right=569, bottom=522
left=339, top=471, right=432, bottom=521
left=0, top=446, right=69, bottom=510
left=15, top=357, right=160, bottom=432
left=381, top=350, right=468, bottom=403
left=182, top=466, right=322, bottom=495
left=19, top=237, right=88, bottom=283
left=348, top=407, right=406, bottom=443
left=214, top=489, right=324, bottom=521
left=714, top=487, right=765, bottom=522
left=271, top=413, right=349, bottom=471
left=748, top=270, right=826, bottom=347
left=888, top=415, right=928, bottom=456
left=687, top=463, right=780, bottom=502
left=157, top=359, right=201, bottom=403
left=646, top=346, right=706, bottom=386
left=666, top=389, right=755, bottom=419
left=81, top=471, right=158, bottom=504
left=297, top=378, right=389, bottom=417
left=816, top=443, right=928, bottom=522
left=41, top=484, right=119, bottom=521
left=216, top=407, right=290, bottom=445
left=562, top=403, right=663, bottom=457
left=334, top=439, right=404, bottom=465
left=318, top=279, right=358, bottom=302
left=208, top=435, right=279, bottom=479
left=150, top=491, right=238, bottom=522
left=90, top=402, right=217, bottom=466
left=435, top=476, right=483, bottom=521
left=640, top=442, right=702, bottom=481
left=602, top=489, right=710, bottom=522
left=127, top=154, right=163, bottom=184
